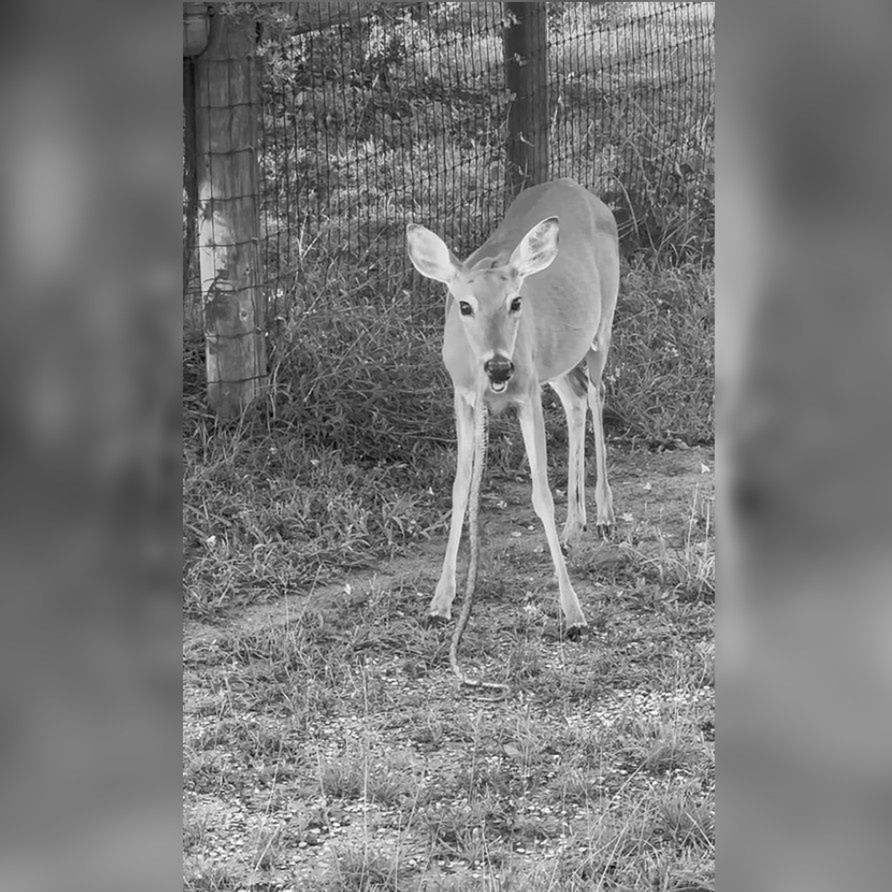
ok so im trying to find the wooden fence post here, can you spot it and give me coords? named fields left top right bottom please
left=193, top=7, right=267, bottom=418
left=183, top=57, right=198, bottom=302
left=503, top=2, right=549, bottom=197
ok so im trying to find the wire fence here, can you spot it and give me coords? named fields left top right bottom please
left=184, top=1, right=714, bottom=330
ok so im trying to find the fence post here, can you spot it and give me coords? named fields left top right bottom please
left=503, top=2, right=549, bottom=197
left=193, top=7, right=268, bottom=418
left=183, top=57, right=198, bottom=301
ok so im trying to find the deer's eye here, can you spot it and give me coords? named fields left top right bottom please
left=459, top=301, right=473, bottom=316
left=510, top=296, right=522, bottom=313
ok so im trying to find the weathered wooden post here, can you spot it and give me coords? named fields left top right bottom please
left=192, top=6, right=268, bottom=417
left=503, top=2, right=549, bottom=197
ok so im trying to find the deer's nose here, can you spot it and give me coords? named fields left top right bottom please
left=484, top=356, right=515, bottom=384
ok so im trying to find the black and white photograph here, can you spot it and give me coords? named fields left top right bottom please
left=182, top=3, right=715, bottom=888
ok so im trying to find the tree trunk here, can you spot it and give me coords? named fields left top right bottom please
left=503, top=2, right=549, bottom=197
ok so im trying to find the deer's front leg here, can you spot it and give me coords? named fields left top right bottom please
left=429, top=390, right=475, bottom=620
left=518, top=394, right=588, bottom=634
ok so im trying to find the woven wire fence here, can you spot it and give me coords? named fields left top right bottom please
left=548, top=3, right=714, bottom=253
left=184, top=1, right=714, bottom=330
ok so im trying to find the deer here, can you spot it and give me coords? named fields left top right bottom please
left=406, top=177, right=620, bottom=642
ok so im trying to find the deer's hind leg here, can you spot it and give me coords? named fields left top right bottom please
left=549, top=369, right=590, bottom=552
left=585, top=341, right=615, bottom=537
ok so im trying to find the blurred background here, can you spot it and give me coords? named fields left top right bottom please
left=0, top=1, right=181, bottom=890
left=719, top=1, right=892, bottom=889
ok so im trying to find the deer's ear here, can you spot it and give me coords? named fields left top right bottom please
left=509, top=217, right=560, bottom=278
left=406, top=224, right=460, bottom=284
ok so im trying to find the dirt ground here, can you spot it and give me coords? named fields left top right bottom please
left=183, top=445, right=715, bottom=890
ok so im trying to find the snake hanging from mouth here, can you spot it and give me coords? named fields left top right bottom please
left=448, top=376, right=511, bottom=700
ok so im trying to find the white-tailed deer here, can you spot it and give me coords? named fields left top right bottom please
left=407, top=178, right=619, bottom=635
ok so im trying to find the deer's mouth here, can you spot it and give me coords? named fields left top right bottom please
left=483, top=355, right=515, bottom=394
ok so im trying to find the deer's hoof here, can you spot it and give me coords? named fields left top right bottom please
left=564, top=622, right=589, bottom=642
left=424, top=613, right=450, bottom=629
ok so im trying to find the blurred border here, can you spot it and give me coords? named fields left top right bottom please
left=0, top=1, right=182, bottom=890
left=719, top=1, right=892, bottom=889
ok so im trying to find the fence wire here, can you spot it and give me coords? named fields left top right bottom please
left=184, top=1, right=714, bottom=330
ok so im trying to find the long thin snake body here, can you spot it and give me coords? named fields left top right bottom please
left=448, top=378, right=510, bottom=700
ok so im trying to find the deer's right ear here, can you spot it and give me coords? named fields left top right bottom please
left=406, top=224, right=458, bottom=285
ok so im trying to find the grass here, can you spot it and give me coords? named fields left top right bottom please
left=184, top=584, right=714, bottom=888
left=620, top=483, right=715, bottom=603
left=609, top=262, right=714, bottom=448
left=184, top=443, right=715, bottom=888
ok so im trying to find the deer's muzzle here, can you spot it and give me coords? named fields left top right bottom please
left=484, top=356, right=514, bottom=392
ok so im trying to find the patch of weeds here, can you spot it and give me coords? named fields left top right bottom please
left=228, top=720, right=285, bottom=761
left=320, top=845, right=411, bottom=891
left=183, top=638, right=231, bottom=670
left=665, top=641, right=714, bottom=693
left=346, top=591, right=433, bottom=660
left=652, top=796, right=715, bottom=849
left=552, top=722, right=609, bottom=766
left=183, top=809, right=209, bottom=854
left=615, top=715, right=705, bottom=777
left=407, top=711, right=446, bottom=750
left=189, top=696, right=230, bottom=721
left=556, top=811, right=654, bottom=887
left=548, top=763, right=604, bottom=806
left=317, top=752, right=366, bottom=801
left=367, top=750, right=422, bottom=807
left=183, top=404, right=449, bottom=622
left=499, top=714, right=555, bottom=788
left=575, top=542, right=636, bottom=583
left=422, top=799, right=510, bottom=864
left=209, top=622, right=362, bottom=717
left=610, top=262, right=714, bottom=447
left=529, top=666, right=602, bottom=707
left=248, top=824, right=286, bottom=873
left=456, top=759, right=515, bottom=799
left=317, top=746, right=420, bottom=807
left=642, top=737, right=700, bottom=776
left=191, top=721, right=230, bottom=752
left=183, top=751, right=230, bottom=795
left=619, top=487, right=715, bottom=602
left=505, top=640, right=544, bottom=680
left=183, top=859, right=240, bottom=892
left=508, top=811, right=565, bottom=845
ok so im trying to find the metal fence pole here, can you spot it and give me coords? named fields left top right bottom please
left=503, top=1, right=549, bottom=197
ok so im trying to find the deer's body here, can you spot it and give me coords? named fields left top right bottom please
left=408, top=178, right=620, bottom=633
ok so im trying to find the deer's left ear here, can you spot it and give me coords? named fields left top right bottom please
left=509, top=217, right=560, bottom=278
